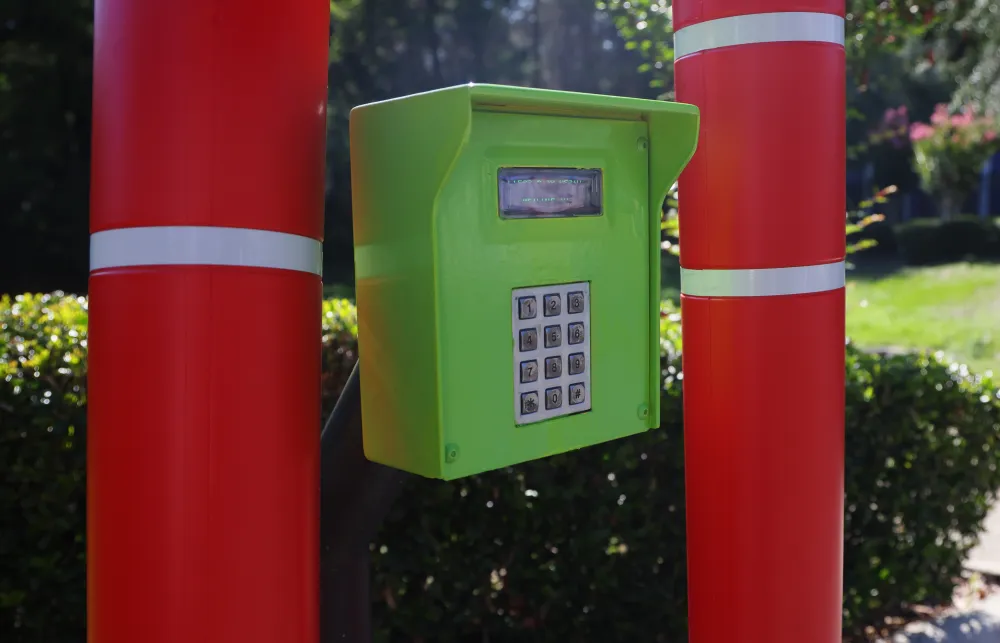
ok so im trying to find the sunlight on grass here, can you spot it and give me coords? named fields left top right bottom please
left=846, top=262, right=1000, bottom=374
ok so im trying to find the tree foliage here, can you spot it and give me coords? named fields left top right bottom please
left=601, top=0, right=940, bottom=97
left=924, top=0, right=1000, bottom=114
left=0, top=0, right=94, bottom=295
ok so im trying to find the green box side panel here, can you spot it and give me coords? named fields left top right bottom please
left=646, top=108, right=700, bottom=424
left=434, top=110, right=652, bottom=479
left=349, top=86, right=474, bottom=478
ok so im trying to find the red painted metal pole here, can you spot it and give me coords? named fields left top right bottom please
left=87, top=2, right=329, bottom=642
left=674, top=2, right=846, bottom=641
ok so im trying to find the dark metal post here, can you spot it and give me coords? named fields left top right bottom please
left=320, top=363, right=410, bottom=643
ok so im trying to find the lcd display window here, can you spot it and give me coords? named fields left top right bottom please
left=498, top=168, right=602, bottom=218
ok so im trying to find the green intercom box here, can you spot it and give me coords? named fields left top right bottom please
left=349, top=83, right=699, bottom=480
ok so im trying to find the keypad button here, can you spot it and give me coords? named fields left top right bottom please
left=568, top=383, right=586, bottom=405
left=567, top=322, right=585, bottom=345
left=519, top=328, right=538, bottom=352
left=567, top=291, right=585, bottom=314
left=544, top=356, right=562, bottom=379
left=521, top=391, right=539, bottom=414
left=543, top=294, right=561, bottom=317
left=518, top=296, right=537, bottom=320
left=568, top=352, right=585, bottom=375
left=520, top=360, right=538, bottom=383
left=544, top=325, right=562, bottom=348
left=545, top=387, right=563, bottom=410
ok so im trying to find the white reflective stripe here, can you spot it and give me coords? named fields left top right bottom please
left=674, top=12, right=845, bottom=60
left=90, top=226, right=323, bottom=276
left=680, top=261, right=845, bottom=297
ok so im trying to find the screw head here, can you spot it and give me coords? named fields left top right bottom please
left=445, top=443, right=460, bottom=463
left=637, top=137, right=649, bottom=151
left=637, top=404, right=650, bottom=420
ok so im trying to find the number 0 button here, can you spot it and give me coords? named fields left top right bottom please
left=545, top=387, right=562, bottom=410
left=568, top=322, right=585, bottom=345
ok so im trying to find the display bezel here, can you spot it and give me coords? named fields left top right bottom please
left=497, top=167, right=603, bottom=219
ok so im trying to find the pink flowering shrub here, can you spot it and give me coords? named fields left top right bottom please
left=910, top=104, right=1000, bottom=218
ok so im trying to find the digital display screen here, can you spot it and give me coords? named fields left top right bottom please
left=498, top=168, right=602, bottom=218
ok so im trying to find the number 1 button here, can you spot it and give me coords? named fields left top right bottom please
left=518, top=296, right=537, bottom=320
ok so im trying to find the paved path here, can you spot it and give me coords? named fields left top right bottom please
left=965, top=505, right=1000, bottom=577
left=883, top=594, right=1000, bottom=642
left=875, top=503, right=1000, bottom=641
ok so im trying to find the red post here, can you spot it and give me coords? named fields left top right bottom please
left=674, top=2, right=846, bottom=641
left=87, top=2, right=329, bottom=642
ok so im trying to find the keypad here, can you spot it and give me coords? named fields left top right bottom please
left=512, top=281, right=591, bottom=425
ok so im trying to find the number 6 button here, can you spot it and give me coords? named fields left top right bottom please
left=567, top=322, right=585, bottom=345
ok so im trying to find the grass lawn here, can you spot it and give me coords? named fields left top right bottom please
left=845, top=261, right=1000, bottom=375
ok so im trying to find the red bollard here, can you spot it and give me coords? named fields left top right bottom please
left=674, top=2, right=846, bottom=641
left=87, top=2, right=329, bottom=641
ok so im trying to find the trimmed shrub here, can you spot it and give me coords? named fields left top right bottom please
left=894, top=216, right=1000, bottom=265
left=852, top=215, right=1000, bottom=266
left=2, top=294, right=1000, bottom=642
left=0, top=293, right=87, bottom=641
left=848, top=217, right=899, bottom=259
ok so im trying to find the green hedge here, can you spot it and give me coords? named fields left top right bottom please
left=851, top=215, right=1000, bottom=265
left=3, top=294, right=1000, bottom=642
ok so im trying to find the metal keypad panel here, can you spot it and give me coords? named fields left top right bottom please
left=512, top=281, right=591, bottom=425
